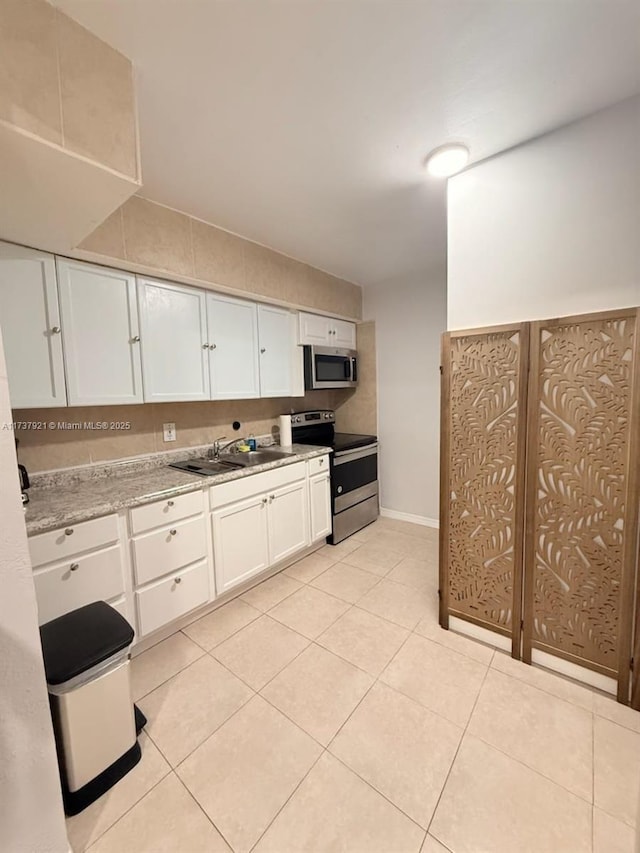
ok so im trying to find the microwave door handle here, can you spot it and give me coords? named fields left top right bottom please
left=351, top=357, right=357, bottom=382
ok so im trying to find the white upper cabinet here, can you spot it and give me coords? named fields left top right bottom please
left=57, top=259, right=143, bottom=406
left=0, top=242, right=67, bottom=409
left=298, top=311, right=356, bottom=349
left=138, top=277, right=210, bottom=402
left=258, top=305, right=293, bottom=397
left=332, top=319, right=357, bottom=349
left=206, top=294, right=259, bottom=400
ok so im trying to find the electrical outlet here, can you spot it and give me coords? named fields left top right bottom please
left=163, top=422, right=176, bottom=442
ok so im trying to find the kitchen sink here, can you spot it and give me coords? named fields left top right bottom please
left=169, top=457, right=244, bottom=476
left=169, top=448, right=294, bottom=476
left=225, top=448, right=294, bottom=467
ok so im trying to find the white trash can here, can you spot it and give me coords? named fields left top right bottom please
left=40, top=601, right=141, bottom=815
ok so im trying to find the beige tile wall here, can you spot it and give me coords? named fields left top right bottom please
left=335, top=322, right=377, bottom=435
left=14, top=391, right=351, bottom=473
left=80, top=197, right=363, bottom=320
left=0, top=0, right=138, bottom=178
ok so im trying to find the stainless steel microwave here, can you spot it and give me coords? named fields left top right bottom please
left=303, top=345, right=358, bottom=389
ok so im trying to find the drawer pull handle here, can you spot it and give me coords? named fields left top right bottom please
left=260, top=347, right=266, bottom=354
left=132, top=335, right=141, bottom=343
left=175, top=577, right=182, bottom=584
left=170, top=528, right=177, bottom=536
left=51, top=326, right=61, bottom=334
left=269, top=494, right=275, bottom=503
left=69, top=563, right=79, bottom=572
left=261, top=497, right=268, bottom=505
left=65, top=528, right=74, bottom=536
left=167, top=500, right=175, bottom=507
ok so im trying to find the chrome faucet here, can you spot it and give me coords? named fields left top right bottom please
left=208, top=435, right=246, bottom=460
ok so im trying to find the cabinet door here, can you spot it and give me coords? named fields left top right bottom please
left=299, top=311, right=331, bottom=345
left=267, top=479, right=309, bottom=564
left=207, top=294, right=259, bottom=399
left=0, top=242, right=67, bottom=408
left=57, top=259, right=143, bottom=406
left=309, top=472, right=331, bottom=542
left=258, top=305, right=293, bottom=397
left=332, top=319, right=356, bottom=349
left=212, top=494, right=269, bottom=594
left=138, top=278, right=210, bottom=402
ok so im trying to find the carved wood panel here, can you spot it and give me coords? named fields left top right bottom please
left=523, top=310, right=639, bottom=687
left=440, top=324, right=529, bottom=653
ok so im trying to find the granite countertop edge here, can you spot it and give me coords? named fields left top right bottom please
left=25, top=445, right=331, bottom=536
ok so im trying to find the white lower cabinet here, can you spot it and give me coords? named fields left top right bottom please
left=135, top=560, right=210, bottom=637
left=30, top=514, right=125, bottom=625
left=309, top=471, right=332, bottom=541
left=30, top=455, right=332, bottom=640
left=211, top=494, right=270, bottom=594
left=210, top=463, right=311, bottom=594
left=268, top=480, right=310, bottom=563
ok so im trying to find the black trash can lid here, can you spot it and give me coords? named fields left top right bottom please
left=40, top=601, right=135, bottom=686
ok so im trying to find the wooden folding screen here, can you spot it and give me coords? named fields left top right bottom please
left=522, top=309, right=640, bottom=701
left=441, top=308, right=640, bottom=702
left=439, top=324, right=529, bottom=657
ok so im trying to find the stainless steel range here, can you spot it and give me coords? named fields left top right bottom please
left=283, top=410, right=379, bottom=544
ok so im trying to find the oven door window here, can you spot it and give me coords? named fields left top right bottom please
left=332, top=453, right=378, bottom=498
left=315, top=354, right=351, bottom=383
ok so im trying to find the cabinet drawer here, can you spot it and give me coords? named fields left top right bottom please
left=210, top=460, right=306, bottom=509
left=130, top=490, right=203, bottom=534
left=136, top=560, right=210, bottom=637
left=29, top=514, right=119, bottom=568
left=33, top=545, right=125, bottom=625
left=132, top=515, right=207, bottom=586
left=307, top=454, right=330, bottom=475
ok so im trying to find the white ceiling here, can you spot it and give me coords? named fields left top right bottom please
left=55, top=0, right=640, bottom=287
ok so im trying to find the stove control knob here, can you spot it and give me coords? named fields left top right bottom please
left=337, top=486, right=343, bottom=494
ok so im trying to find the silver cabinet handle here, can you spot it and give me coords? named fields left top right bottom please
left=65, top=528, right=74, bottom=536
left=131, top=335, right=140, bottom=343
left=203, top=343, right=210, bottom=349
left=169, top=528, right=177, bottom=536
left=51, top=326, right=61, bottom=334
left=167, top=500, right=174, bottom=507
left=69, top=563, right=79, bottom=572
left=175, top=577, right=182, bottom=584
left=261, top=497, right=268, bottom=504
left=210, top=343, right=217, bottom=349
left=260, top=348, right=266, bottom=354
left=269, top=494, right=275, bottom=502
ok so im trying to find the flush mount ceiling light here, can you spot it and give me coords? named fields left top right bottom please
left=425, top=143, right=470, bottom=178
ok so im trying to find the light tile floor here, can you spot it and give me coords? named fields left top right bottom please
left=67, top=517, right=640, bottom=853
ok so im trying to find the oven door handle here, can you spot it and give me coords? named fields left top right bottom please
left=333, top=443, right=378, bottom=465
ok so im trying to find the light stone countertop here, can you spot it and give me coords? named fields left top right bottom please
left=24, top=444, right=330, bottom=536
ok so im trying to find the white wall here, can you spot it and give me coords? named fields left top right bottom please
left=364, top=271, right=447, bottom=524
left=0, top=328, right=68, bottom=852
left=448, top=95, right=640, bottom=329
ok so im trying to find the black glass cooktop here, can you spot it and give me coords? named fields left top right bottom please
left=332, top=432, right=377, bottom=452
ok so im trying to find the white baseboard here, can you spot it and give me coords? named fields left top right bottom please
left=380, top=507, right=439, bottom=529
left=450, top=616, right=512, bottom=652
left=531, top=649, right=617, bottom=695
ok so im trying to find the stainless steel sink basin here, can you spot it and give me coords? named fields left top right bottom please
left=222, top=448, right=295, bottom=467
left=169, top=448, right=293, bottom=476
left=169, top=457, right=244, bottom=476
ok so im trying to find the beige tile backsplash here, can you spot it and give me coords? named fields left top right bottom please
left=123, top=197, right=194, bottom=276
left=0, top=0, right=138, bottom=180
left=13, top=390, right=351, bottom=473
left=56, top=9, right=137, bottom=177
left=0, top=0, right=61, bottom=143
left=81, top=197, right=363, bottom=320
left=335, top=322, right=377, bottom=435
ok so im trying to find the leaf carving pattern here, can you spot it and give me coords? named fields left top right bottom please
left=447, top=331, right=523, bottom=630
left=530, top=316, right=635, bottom=673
